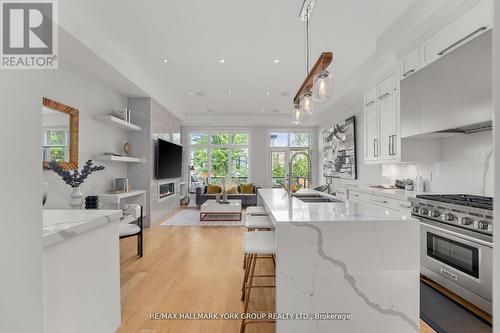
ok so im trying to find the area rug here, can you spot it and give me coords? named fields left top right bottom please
left=159, top=208, right=244, bottom=227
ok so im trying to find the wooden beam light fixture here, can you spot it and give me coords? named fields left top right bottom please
left=293, top=52, right=333, bottom=106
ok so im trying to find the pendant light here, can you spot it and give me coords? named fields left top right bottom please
left=291, top=105, right=302, bottom=125
left=313, top=70, right=333, bottom=102
left=300, top=91, right=314, bottom=116
left=293, top=1, right=333, bottom=112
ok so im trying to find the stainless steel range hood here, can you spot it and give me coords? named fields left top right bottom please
left=401, top=30, right=493, bottom=138
left=436, top=120, right=492, bottom=135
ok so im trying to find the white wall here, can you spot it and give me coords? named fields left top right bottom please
left=317, top=100, right=383, bottom=187
left=42, top=62, right=129, bottom=208
left=0, top=72, right=44, bottom=333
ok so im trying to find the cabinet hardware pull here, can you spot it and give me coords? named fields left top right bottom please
left=402, top=69, right=415, bottom=77
left=379, top=92, right=390, bottom=100
left=437, top=26, right=487, bottom=56
left=389, top=135, right=396, bottom=155
left=374, top=139, right=379, bottom=157
left=389, top=136, right=392, bottom=156
left=365, top=100, right=375, bottom=107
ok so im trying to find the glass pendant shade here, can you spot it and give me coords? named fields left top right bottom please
left=291, top=105, right=302, bottom=125
left=312, top=70, right=333, bottom=102
left=300, top=92, right=314, bottom=116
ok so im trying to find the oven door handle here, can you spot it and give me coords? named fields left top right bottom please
left=419, top=219, right=493, bottom=248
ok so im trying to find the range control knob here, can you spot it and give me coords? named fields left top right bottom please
left=419, top=208, right=429, bottom=215
left=477, top=221, right=489, bottom=230
left=428, top=210, right=440, bottom=218
left=460, top=217, right=473, bottom=225
left=443, top=213, right=455, bottom=222
left=412, top=206, right=420, bottom=214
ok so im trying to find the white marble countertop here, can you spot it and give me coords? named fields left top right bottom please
left=333, top=184, right=430, bottom=200
left=43, top=209, right=122, bottom=248
left=259, top=188, right=413, bottom=223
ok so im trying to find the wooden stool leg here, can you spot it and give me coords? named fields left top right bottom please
left=240, top=254, right=257, bottom=333
left=241, top=254, right=251, bottom=300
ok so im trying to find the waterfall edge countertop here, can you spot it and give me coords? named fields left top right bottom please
left=258, top=188, right=420, bottom=333
left=43, top=209, right=122, bottom=248
left=258, top=188, right=414, bottom=223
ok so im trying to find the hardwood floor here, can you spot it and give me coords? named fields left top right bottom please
left=118, top=208, right=435, bottom=333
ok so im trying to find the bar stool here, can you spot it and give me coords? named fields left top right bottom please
left=240, top=231, right=276, bottom=333
left=245, top=206, right=268, bottom=216
left=243, top=215, right=274, bottom=269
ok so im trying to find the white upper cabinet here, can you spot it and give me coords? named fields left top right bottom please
left=378, top=94, right=397, bottom=160
left=364, top=86, right=377, bottom=107
left=364, top=74, right=399, bottom=164
left=377, top=76, right=395, bottom=99
left=400, top=47, right=419, bottom=80
left=421, top=0, right=492, bottom=68
left=364, top=103, right=379, bottom=161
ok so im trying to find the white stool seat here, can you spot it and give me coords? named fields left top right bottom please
left=245, top=231, right=276, bottom=255
left=119, top=223, right=140, bottom=237
left=245, top=206, right=268, bottom=216
left=245, top=215, right=273, bottom=229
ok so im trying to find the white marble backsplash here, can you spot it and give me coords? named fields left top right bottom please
left=381, top=131, right=493, bottom=196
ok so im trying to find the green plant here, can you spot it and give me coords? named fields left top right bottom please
left=404, top=179, right=414, bottom=186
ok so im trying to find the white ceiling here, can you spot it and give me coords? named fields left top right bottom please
left=60, top=0, right=416, bottom=122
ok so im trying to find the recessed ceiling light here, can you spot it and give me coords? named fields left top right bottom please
left=280, top=91, right=290, bottom=96
left=265, top=91, right=271, bottom=95
left=187, top=91, right=193, bottom=95
left=273, top=59, right=280, bottom=64
left=219, top=59, right=225, bottom=64
left=196, top=92, right=206, bottom=96
left=227, top=92, right=232, bottom=96
left=162, top=59, right=168, bottom=63
left=261, top=109, right=265, bottom=112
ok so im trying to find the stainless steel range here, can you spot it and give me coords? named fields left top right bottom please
left=409, top=194, right=493, bottom=314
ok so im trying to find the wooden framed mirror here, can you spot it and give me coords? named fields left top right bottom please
left=42, top=97, right=79, bottom=170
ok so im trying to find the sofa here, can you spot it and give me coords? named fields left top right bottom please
left=196, top=185, right=259, bottom=208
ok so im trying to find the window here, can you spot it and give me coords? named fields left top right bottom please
left=42, top=129, right=69, bottom=162
left=188, top=130, right=250, bottom=187
left=269, top=131, right=312, bottom=188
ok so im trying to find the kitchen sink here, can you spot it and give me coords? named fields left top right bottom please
left=293, top=194, right=341, bottom=203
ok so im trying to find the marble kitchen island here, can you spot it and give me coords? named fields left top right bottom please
left=43, top=209, right=122, bottom=333
left=258, top=189, right=420, bottom=333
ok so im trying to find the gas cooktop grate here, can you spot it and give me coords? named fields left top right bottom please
left=416, top=194, right=493, bottom=210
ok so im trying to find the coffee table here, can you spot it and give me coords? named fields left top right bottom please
left=200, top=199, right=242, bottom=221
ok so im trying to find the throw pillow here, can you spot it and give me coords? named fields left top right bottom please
left=207, top=184, right=221, bottom=194
left=240, top=183, right=254, bottom=194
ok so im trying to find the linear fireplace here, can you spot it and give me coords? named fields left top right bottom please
left=158, top=181, right=175, bottom=201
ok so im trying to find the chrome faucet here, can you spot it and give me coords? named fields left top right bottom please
left=287, top=151, right=312, bottom=197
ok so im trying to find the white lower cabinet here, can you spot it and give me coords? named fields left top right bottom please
left=348, top=190, right=411, bottom=213
left=364, top=74, right=399, bottom=164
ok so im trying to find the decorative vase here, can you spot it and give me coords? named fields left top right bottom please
left=405, top=185, right=414, bottom=191
left=70, top=186, right=83, bottom=208
left=222, top=191, right=228, bottom=203
left=215, top=192, right=221, bottom=203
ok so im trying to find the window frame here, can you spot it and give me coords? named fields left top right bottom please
left=267, top=129, right=312, bottom=187
left=187, top=129, right=251, bottom=185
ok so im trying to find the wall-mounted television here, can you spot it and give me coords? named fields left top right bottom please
left=155, top=139, right=182, bottom=179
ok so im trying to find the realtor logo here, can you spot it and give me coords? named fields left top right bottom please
left=1, top=0, right=58, bottom=69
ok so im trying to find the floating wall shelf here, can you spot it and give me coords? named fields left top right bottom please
left=94, top=155, right=143, bottom=163
left=93, top=115, right=142, bottom=131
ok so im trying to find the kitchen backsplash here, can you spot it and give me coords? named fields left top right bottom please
left=382, top=131, right=493, bottom=196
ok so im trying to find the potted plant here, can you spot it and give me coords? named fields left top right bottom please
left=404, top=179, right=414, bottom=191
left=48, top=160, right=105, bottom=208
